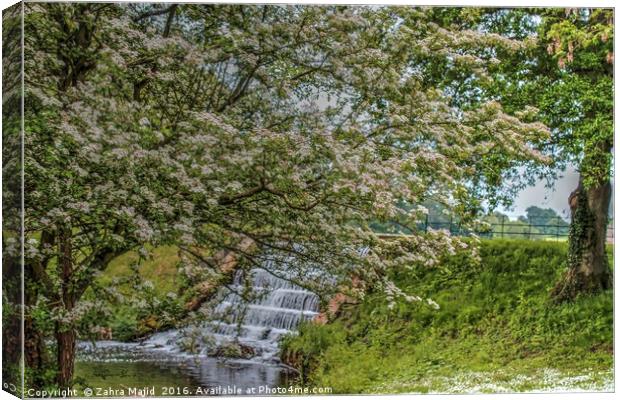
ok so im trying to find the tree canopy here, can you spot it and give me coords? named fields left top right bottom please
left=21, top=3, right=548, bottom=302
left=5, top=3, right=576, bottom=389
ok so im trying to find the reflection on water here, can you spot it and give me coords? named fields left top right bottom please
left=75, top=343, right=297, bottom=396
left=75, top=360, right=200, bottom=396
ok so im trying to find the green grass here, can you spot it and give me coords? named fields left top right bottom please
left=80, top=246, right=185, bottom=341
left=101, top=245, right=182, bottom=296
left=280, top=240, right=613, bottom=394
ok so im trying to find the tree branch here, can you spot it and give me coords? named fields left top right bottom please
left=132, top=5, right=176, bottom=22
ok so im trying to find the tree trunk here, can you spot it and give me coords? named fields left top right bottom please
left=551, top=176, right=612, bottom=302
left=56, top=229, right=76, bottom=387
left=25, top=316, right=47, bottom=386
left=24, top=264, right=49, bottom=389
left=55, top=328, right=76, bottom=388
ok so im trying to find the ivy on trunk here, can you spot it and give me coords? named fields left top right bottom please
left=552, top=178, right=612, bottom=302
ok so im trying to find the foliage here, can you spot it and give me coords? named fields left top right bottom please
left=522, top=206, right=570, bottom=235
left=20, top=3, right=550, bottom=293
left=427, top=8, right=613, bottom=188
left=476, top=8, right=614, bottom=299
left=280, top=240, right=613, bottom=393
left=17, top=3, right=620, bottom=391
left=280, top=323, right=348, bottom=383
left=538, top=8, right=613, bottom=188
left=13, top=4, right=554, bottom=387
left=78, top=253, right=186, bottom=341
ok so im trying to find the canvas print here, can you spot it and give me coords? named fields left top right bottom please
left=2, top=2, right=614, bottom=397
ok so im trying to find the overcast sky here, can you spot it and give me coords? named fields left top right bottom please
left=500, top=165, right=614, bottom=220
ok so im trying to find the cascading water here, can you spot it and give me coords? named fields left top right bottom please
left=77, top=248, right=369, bottom=391
left=144, top=266, right=321, bottom=362
left=77, top=262, right=323, bottom=391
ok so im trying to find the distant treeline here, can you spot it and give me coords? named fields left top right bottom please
left=371, top=203, right=575, bottom=239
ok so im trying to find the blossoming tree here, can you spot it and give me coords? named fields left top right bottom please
left=420, top=7, right=613, bottom=301
left=12, top=3, right=548, bottom=388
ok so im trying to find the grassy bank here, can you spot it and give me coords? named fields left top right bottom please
left=81, top=246, right=186, bottom=341
left=280, top=240, right=613, bottom=394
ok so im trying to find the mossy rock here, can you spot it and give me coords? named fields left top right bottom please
left=207, top=341, right=255, bottom=359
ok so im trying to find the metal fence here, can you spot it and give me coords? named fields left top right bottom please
left=414, top=216, right=615, bottom=242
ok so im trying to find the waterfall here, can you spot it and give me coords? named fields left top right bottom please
left=142, top=247, right=369, bottom=363
left=76, top=247, right=368, bottom=390
left=143, top=267, right=321, bottom=363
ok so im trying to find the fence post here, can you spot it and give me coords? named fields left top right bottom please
left=501, top=216, right=505, bottom=238
left=556, top=217, right=560, bottom=242
left=425, top=214, right=429, bottom=233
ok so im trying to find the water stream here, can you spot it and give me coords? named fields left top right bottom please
left=77, top=267, right=320, bottom=393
